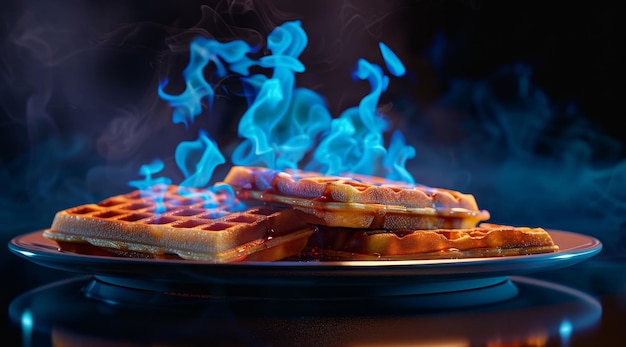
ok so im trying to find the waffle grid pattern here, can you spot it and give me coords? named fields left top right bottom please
left=43, top=185, right=319, bottom=261
left=62, top=185, right=274, bottom=232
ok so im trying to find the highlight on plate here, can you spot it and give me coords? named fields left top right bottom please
left=42, top=21, right=559, bottom=262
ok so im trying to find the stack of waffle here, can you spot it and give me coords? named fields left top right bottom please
left=43, top=166, right=558, bottom=262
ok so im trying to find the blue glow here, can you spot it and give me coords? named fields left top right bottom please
left=21, top=309, right=33, bottom=328
left=18, top=251, right=37, bottom=257
left=21, top=309, right=33, bottom=347
left=559, top=319, right=573, bottom=345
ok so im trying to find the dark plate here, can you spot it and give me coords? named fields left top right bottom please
left=8, top=230, right=601, bottom=299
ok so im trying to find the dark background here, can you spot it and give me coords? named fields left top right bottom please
left=2, top=1, right=625, bottom=345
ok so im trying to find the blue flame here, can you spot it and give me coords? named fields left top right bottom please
left=384, top=130, right=416, bottom=183
left=232, top=21, right=330, bottom=170
left=232, top=78, right=286, bottom=168
left=132, top=20, right=418, bottom=205
left=128, top=158, right=172, bottom=190
left=175, top=129, right=225, bottom=188
left=158, top=38, right=256, bottom=127
left=307, top=55, right=412, bottom=178
left=128, top=159, right=172, bottom=212
left=306, top=117, right=358, bottom=174
left=307, top=59, right=389, bottom=176
left=379, top=42, right=406, bottom=77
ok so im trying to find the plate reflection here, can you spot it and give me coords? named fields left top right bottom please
left=9, top=275, right=600, bottom=347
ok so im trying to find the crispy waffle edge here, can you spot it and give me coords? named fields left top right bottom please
left=313, top=223, right=559, bottom=259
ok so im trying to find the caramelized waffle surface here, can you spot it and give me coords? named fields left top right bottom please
left=312, top=223, right=560, bottom=260
left=43, top=185, right=315, bottom=262
left=224, top=166, right=490, bottom=229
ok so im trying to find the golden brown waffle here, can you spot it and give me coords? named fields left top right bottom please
left=312, top=223, right=560, bottom=260
left=224, top=166, right=490, bottom=229
left=43, top=185, right=315, bottom=262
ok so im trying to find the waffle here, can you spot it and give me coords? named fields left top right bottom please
left=312, top=223, right=560, bottom=260
left=43, top=185, right=315, bottom=262
left=224, top=166, right=490, bottom=229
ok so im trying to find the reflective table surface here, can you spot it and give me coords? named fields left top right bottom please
left=8, top=273, right=606, bottom=347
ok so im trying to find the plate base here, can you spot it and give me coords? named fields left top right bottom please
left=85, top=275, right=519, bottom=309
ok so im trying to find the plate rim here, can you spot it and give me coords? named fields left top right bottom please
left=9, top=229, right=602, bottom=270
